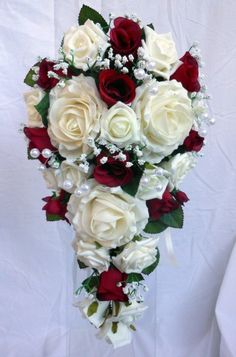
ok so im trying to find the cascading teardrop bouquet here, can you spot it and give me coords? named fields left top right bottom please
left=22, top=5, right=214, bottom=348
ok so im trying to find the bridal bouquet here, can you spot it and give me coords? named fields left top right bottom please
left=22, top=5, right=214, bottom=348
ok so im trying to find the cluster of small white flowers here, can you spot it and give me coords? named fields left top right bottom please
left=122, top=281, right=149, bottom=303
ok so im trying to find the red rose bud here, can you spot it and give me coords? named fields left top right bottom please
left=174, top=190, right=189, bottom=205
left=24, top=127, right=57, bottom=164
left=147, top=190, right=180, bottom=221
left=42, top=190, right=69, bottom=222
left=94, top=152, right=133, bottom=187
left=97, top=267, right=128, bottom=302
left=183, top=129, right=204, bottom=152
left=37, top=58, right=71, bottom=90
left=170, top=51, right=200, bottom=92
left=99, top=69, right=136, bottom=106
left=110, top=17, right=142, bottom=56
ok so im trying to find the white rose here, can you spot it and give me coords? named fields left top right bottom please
left=79, top=298, right=109, bottom=328
left=63, top=20, right=108, bottom=70
left=161, top=153, right=196, bottom=190
left=48, top=75, right=107, bottom=159
left=112, top=238, right=158, bottom=273
left=136, top=166, right=169, bottom=200
left=42, top=168, right=59, bottom=191
left=73, top=239, right=110, bottom=273
left=100, top=102, right=139, bottom=147
left=143, top=27, right=178, bottom=79
left=24, top=89, right=44, bottom=127
left=66, top=181, right=149, bottom=248
left=133, top=80, right=193, bottom=163
left=57, top=161, right=86, bottom=193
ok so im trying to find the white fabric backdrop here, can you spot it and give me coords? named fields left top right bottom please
left=0, top=0, right=236, bottom=356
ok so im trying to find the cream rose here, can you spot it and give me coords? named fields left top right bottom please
left=42, top=168, right=59, bottom=191
left=63, top=20, right=108, bottom=70
left=24, top=89, right=44, bottom=127
left=112, top=238, right=157, bottom=273
left=161, top=153, right=196, bottom=190
left=66, top=182, right=149, bottom=248
left=100, top=102, right=139, bottom=147
left=48, top=75, right=107, bottom=159
left=133, top=80, right=194, bottom=163
left=73, top=239, right=110, bottom=273
left=143, top=27, right=178, bottom=79
left=136, top=166, right=169, bottom=200
left=57, top=160, right=86, bottom=193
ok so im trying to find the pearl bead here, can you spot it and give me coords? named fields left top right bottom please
left=146, top=61, right=155, bottom=71
left=199, top=128, right=207, bottom=137
left=80, top=184, right=89, bottom=192
left=209, top=117, right=216, bottom=125
left=156, top=184, right=163, bottom=192
left=149, top=86, right=158, bottom=95
left=63, top=179, right=73, bottom=190
left=42, top=148, right=52, bottom=159
left=74, top=188, right=82, bottom=197
left=134, top=68, right=145, bottom=80
left=30, top=148, right=40, bottom=158
left=38, top=164, right=46, bottom=171
left=141, top=176, right=149, bottom=185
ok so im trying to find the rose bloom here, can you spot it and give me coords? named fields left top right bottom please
left=97, top=267, right=128, bottom=302
left=24, top=89, right=44, bottom=127
left=57, top=160, right=87, bottom=193
left=161, top=153, right=196, bottom=190
left=48, top=74, right=107, bottom=160
left=143, top=26, right=178, bottom=79
left=42, top=190, right=69, bottom=222
left=147, top=190, right=179, bottom=221
left=66, top=181, right=149, bottom=248
left=93, top=152, right=133, bottom=187
left=63, top=20, right=108, bottom=70
left=136, top=167, right=169, bottom=200
left=112, top=237, right=158, bottom=274
left=42, top=168, right=59, bottom=191
left=24, top=127, right=56, bottom=164
left=133, top=79, right=194, bottom=163
left=73, top=239, right=110, bottom=273
left=110, top=17, right=142, bottom=56
left=37, top=59, right=70, bottom=90
left=99, top=69, right=136, bottom=106
left=100, top=102, right=139, bottom=147
left=171, top=52, right=200, bottom=92
left=183, top=129, right=204, bottom=152
left=174, top=190, right=189, bottom=205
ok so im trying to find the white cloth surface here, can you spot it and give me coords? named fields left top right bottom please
left=0, top=0, right=236, bottom=356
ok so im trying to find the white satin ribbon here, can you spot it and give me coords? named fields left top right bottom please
left=162, top=228, right=177, bottom=266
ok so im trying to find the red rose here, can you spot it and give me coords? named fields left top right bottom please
left=24, top=127, right=56, bottom=164
left=170, top=52, right=200, bottom=92
left=42, top=190, right=69, bottom=222
left=183, top=129, right=204, bottom=152
left=173, top=190, right=189, bottom=205
left=97, top=267, right=128, bottom=302
left=110, top=17, right=142, bottom=56
left=147, top=190, right=180, bottom=221
left=37, top=58, right=71, bottom=90
left=94, top=152, right=133, bottom=187
left=98, top=69, right=136, bottom=106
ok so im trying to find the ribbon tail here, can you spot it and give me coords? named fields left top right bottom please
left=163, top=228, right=177, bottom=266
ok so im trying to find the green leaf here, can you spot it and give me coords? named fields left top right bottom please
left=82, top=275, right=99, bottom=293
left=77, top=260, right=88, bottom=269
left=122, top=164, right=143, bottom=197
left=130, top=324, right=136, bottom=331
left=159, top=206, right=184, bottom=228
left=144, top=220, right=167, bottom=234
left=126, top=273, right=144, bottom=283
left=132, top=235, right=143, bottom=242
left=24, top=63, right=39, bottom=87
left=112, top=301, right=120, bottom=317
left=78, top=5, right=109, bottom=32
left=46, top=214, right=62, bottom=221
left=87, top=301, right=98, bottom=317
left=142, top=248, right=160, bottom=275
left=147, top=23, right=155, bottom=30
left=35, top=92, right=50, bottom=127
left=112, top=321, right=118, bottom=334
left=95, top=241, right=102, bottom=249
